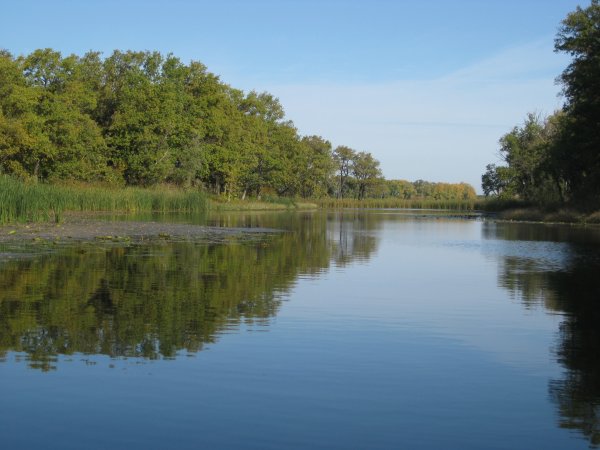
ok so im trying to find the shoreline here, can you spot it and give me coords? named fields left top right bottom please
left=2, top=207, right=599, bottom=247
left=490, top=207, right=600, bottom=226
left=0, top=214, right=280, bottom=246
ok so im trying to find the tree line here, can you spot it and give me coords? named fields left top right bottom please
left=0, top=48, right=474, bottom=201
left=482, top=1, right=600, bottom=209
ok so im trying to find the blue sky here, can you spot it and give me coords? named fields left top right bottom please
left=1, top=0, right=584, bottom=190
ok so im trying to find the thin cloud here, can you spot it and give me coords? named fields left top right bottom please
left=257, top=39, right=567, bottom=191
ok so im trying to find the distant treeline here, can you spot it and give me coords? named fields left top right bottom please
left=0, top=48, right=474, bottom=202
left=482, top=1, right=600, bottom=210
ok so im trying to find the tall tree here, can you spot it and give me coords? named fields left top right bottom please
left=482, top=164, right=510, bottom=197
left=352, top=151, right=381, bottom=199
left=493, top=112, right=565, bottom=203
left=333, top=145, right=355, bottom=199
left=555, top=0, right=600, bottom=202
left=298, top=136, right=334, bottom=198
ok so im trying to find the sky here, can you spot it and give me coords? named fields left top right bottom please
left=0, top=0, right=585, bottom=191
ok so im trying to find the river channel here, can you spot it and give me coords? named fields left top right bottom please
left=1, top=210, right=599, bottom=449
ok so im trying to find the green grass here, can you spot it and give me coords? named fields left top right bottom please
left=475, top=197, right=600, bottom=224
left=474, top=197, right=534, bottom=212
left=210, top=195, right=317, bottom=211
left=316, top=197, right=478, bottom=210
left=0, top=176, right=208, bottom=224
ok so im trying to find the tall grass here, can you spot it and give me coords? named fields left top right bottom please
left=0, top=176, right=208, bottom=224
left=316, top=197, right=478, bottom=210
left=473, top=197, right=533, bottom=212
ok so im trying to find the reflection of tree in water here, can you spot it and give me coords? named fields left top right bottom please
left=487, top=221, right=600, bottom=447
left=0, top=241, right=291, bottom=371
left=207, top=210, right=381, bottom=268
left=0, top=213, right=381, bottom=371
left=548, top=262, right=600, bottom=448
left=327, top=211, right=380, bottom=266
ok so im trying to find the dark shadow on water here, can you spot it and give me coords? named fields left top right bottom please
left=485, top=221, right=600, bottom=447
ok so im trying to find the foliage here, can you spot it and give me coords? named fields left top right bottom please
left=555, top=0, right=600, bottom=200
left=482, top=164, right=512, bottom=197
left=352, top=151, right=382, bottom=200
left=316, top=197, right=477, bottom=211
left=0, top=47, right=482, bottom=217
left=379, top=179, right=476, bottom=201
left=0, top=49, right=336, bottom=198
left=332, top=145, right=355, bottom=199
left=484, top=113, right=566, bottom=204
left=483, top=1, right=600, bottom=208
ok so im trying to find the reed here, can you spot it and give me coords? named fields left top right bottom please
left=316, top=197, right=478, bottom=210
left=0, top=176, right=208, bottom=224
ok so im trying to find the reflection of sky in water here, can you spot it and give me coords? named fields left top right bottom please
left=480, top=240, right=571, bottom=272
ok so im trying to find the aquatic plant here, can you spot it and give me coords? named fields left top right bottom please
left=0, top=176, right=208, bottom=224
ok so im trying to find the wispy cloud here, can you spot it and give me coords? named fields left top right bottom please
left=256, top=38, right=567, bottom=191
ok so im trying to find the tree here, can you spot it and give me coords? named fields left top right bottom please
left=352, top=151, right=382, bottom=199
left=482, top=164, right=510, bottom=197
left=387, top=179, right=417, bottom=199
left=555, top=0, right=600, bottom=201
left=333, top=145, right=355, bottom=198
left=296, top=136, right=334, bottom=198
left=494, top=113, right=565, bottom=203
left=2, top=47, right=408, bottom=199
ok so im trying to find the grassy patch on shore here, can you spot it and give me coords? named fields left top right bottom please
left=477, top=197, right=600, bottom=225
left=316, top=198, right=477, bottom=210
left=210, top=195, right=317, bottom=211
left=0, top=176, right=208, bottom=224
left=495, top=207, right=600, bottom=225
left=6, top=174, right=597, bottom=226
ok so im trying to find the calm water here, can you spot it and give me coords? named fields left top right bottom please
left=1, top=210, right=600, bottom=449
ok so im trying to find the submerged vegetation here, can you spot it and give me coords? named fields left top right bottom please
left=482, top=1, right=600, bottom=213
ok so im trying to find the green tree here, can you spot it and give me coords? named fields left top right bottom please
left=491, top=113, right=564, bottom=203
left=352, top=151, right=382, bottom=199
left=333, top=145, right=355, bottom=199
left=482, top=164, right=510, bottom=197
left=386, top=179, right=416, bottom=199
left=298, top=136, right=335, bottom=198
left=0, top=50, right=110, bottom=182
left=2, top=47, right=409, bottom=199
left=555, top=0, right=600, bottom=201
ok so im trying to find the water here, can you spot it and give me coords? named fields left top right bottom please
left=1, top=210, right=600, bottom=449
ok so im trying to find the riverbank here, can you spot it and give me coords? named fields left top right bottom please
left=5, top=176, right=600, bottom=227
left=493, top=207, right=600, bottom=225
left=0, top=176, right=208, bottom=224
left=0, top=176, right=321, bottom=225
left=0, top=214, right=279, bottom=248
left=316, top=198, right=477, bottom=210
left=210, top=197, right=317, bottom=211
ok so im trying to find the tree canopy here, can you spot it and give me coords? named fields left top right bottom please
left=483, top=1, right=600, bottom=208
left=0, top=48, right=475, bottom=201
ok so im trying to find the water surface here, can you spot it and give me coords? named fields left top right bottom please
left=1, top=210, right=599, bottom=449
